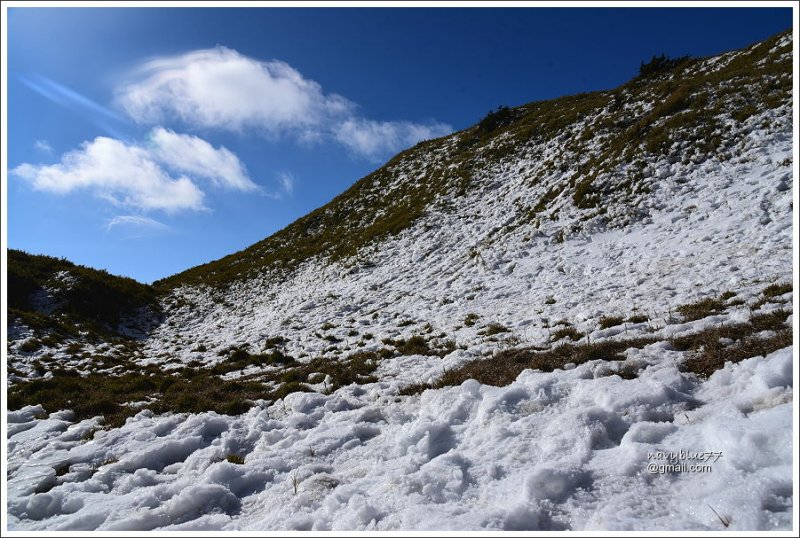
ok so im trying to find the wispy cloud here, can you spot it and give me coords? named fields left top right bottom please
left=12, top=129, right=256, bottom=213
left=106, top=215, right=171, bottom=238
left=264, top=172, right=296, bottom=200
left=21, top=74, right=129, bottom=138
left=116, top=47, right=453, bottom=158
left=277, top=172, right=294, bottom=197
left=34, top=140, right=53, bottom=154
left=334, top=118, right=452, bottom=160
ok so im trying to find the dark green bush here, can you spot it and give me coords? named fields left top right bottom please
left=638, top=54, right=690, bottom=78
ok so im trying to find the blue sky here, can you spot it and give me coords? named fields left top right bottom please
left=5, top=6, right=792, bottom=283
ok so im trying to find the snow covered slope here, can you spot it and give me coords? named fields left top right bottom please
left=5, top=30, right=795, bottom=531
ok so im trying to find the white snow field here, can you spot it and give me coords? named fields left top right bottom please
left=5, top=33, right=795, bottom=531
left=5, top=347, right=794, bottom=531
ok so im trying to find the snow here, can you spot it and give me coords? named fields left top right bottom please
left=4, top=41, right=795, bottom=531
left=127, top=112, right=792, bottom=376
left=6, top=348, right=792, bottom=531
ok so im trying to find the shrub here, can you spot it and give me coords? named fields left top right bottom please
left=678, top=321, right=791, bottom=378
left=477, top=105, right=516, bottom=134
left=395, top=335, right=432, bottom=356
left=638, top=54, right=691, bottom=78
left=263, top=336, right=288, bottom=348
left=731, top=104, right=757, bottom=123
left=428, top=336, right=658, bottom=388
left=18, top=339, right=42, bottom=353
left=398, top=383, right=430, bottom=396
left=438, top=339, right=457, bottom=357
left=7, top=249, right=161, bottom=335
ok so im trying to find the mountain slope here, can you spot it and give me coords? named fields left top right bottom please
left=138, top=29, right=792, bottom=368
left=157, top=29, right=791, bottom=291
left=5, top=30, right=795, bottom=531
left=6, top=250, right=161, bottom=375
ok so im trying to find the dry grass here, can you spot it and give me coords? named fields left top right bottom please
left=226, top=454, right=245, bottom=465
left=762, top=282, right=792, bottom=298
left=479, top=323, right=510, bottom=336
left=402, top=305, right=792, bottom=395
left=7, top=348, right=389, bottom=428
left=675, top=309, right=791, bottom=378
left=420, top=336, right=658, bottom=390
left=598, top=316, right=625, bottom=329
left=677, top=297, right=726, bottom=322
left=551, top=325, right=584, bottom=341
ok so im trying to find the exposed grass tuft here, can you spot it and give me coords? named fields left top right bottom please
left=679, top=328, right=790, bottom=378
left=677, top=297, right=726, bottom=322
left=598, top=316, right=625, bottom=329
left=762, top=282, right=792, bottom=298
left=551, top=325, right=584, bottom=341
left=463, top=313, right=480, bottom=327
left=480, top=323, right=510, bottom=336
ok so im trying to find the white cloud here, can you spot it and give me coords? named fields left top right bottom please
left=12, top=129, right=256, bottom=213
left=278, top=172, right=294, bottom=197
left=106, top=215, right=171, bottom=237
left=334, top=118, right=453, bottom=159
left=13, top=137, right=204, bottom=212
left=34, top=140, right=53, bottom=154
left=117, top=47, right=353, bottom=134
left=147, top=128, right=257, bottom=191
left=116, top=47, right=453, bottom=158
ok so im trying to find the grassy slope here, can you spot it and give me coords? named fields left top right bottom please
left=7, top=249, right=161, bottom=339
left=156, top=29, right=792, bottom=291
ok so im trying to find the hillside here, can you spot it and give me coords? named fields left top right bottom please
left=5, top=29, right=795, bottom=531
left=6, top=250, right=161, bottom=377
left=157, top=30, right=791, bottom=291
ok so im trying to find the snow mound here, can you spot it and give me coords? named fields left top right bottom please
left=7, top=347, right=792, bottom=531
